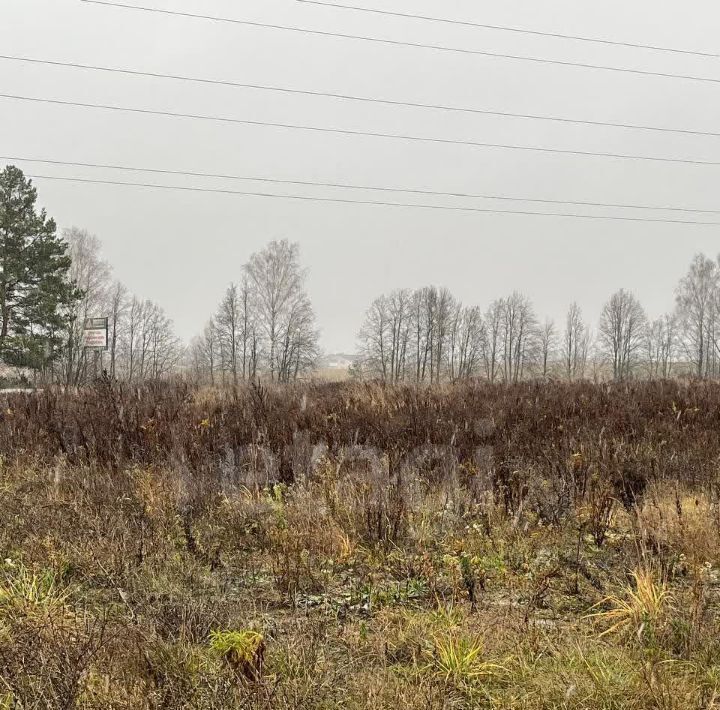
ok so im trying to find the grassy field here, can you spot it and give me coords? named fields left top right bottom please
left=2, top=380, right=720, bottom=708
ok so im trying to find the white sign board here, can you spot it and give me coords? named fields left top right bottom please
left=82, top=318, right=109, bottom=350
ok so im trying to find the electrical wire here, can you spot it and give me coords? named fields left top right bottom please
left=5, top=93, right=720, bottom=167
left=3, top=55, right=720, bottom=139
left=78, top=0, right=720, bottom=86
left=296, top=1, right=720, bottom=60
left=26, top=173, right=720, bottom=225
left=5, top=154, right=720, bottom=214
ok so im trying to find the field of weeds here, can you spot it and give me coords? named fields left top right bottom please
left=2, top=380, right=720, bottom=708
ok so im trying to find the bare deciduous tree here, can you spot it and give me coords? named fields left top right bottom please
left=359, top=292, right=404, bottom=383
left=120, top=298, right=182, bottom=381
left=675, top=253, right=720, bottom=378
left=563, top=303, right=590, bottom=381
left=500, top=292, right=538, bottom=384
left=481, top=299, right=504, bottom=383
left=359, top=286, right=472, bottom=383
left=62, top=228, right=113, bottom=385
left=598, top=289, right=647, bottom=381
left=107, top=280, right=128, bottom=379
left=243, top=240, right=319, bottom=381
left=359, top=288, right=541, bottom=384
left=448, top=304, right=484, bottom=380
left=216, top=283, right=242, bottom=387
left=645, top=314, right=676, bottom=379
left=189, top=319, right=218, bottom=385
left=276, top=291, right=320, bottom=382
left=387, top=289, right=411, bottom=384
left=199, top=241, right=318, bottom=383
left=539, top=318, right=557, bottom=379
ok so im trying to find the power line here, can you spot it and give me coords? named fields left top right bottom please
left=4, top=55, right=720, bottom=139
left=25, top=173, right=720, bottom=225
left=6, top=155, right=720, bottom=215
left=78, top=0, right=720, bottom=86
left=296, top=1, right=720, bottom=60
left=5, top=93, right=720, bottom=168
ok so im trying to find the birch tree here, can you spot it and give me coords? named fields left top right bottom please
left=675, top=253, right=720, bottom=378
left=244, top=240, right=318, bottom=381
left=539, top=319, right=557, bottom=378
left=598, top=289, right=647, bottom=381
left=62, top=228, right=113, bottom=385
left=645, top=314, right=676, bottom=379
left=563, top=303, right=590, bottom=381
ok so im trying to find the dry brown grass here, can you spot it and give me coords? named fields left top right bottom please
left=1, top=380, right=720, bottom=708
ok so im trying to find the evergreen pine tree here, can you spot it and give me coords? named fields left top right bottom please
left=0, top=166, right=80, bottom=369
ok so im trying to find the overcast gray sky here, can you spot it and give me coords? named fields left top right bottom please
left=2, top=0, right=720, bottom=353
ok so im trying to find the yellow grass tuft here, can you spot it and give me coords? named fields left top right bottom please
left=587, top=569, right=669, bottom=640
left=427, top=634, right=505, bottom=685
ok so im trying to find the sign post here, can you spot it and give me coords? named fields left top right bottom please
left=82, top=318, right=109, bottom=378
left=82, top=318, right=109, bottom=350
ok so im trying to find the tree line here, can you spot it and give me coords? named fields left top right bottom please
left=1, top=166, right=321, bottom=386
left=355, top=254, right=720, bottom=382
left=2, top=163, right=720, bottom=386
